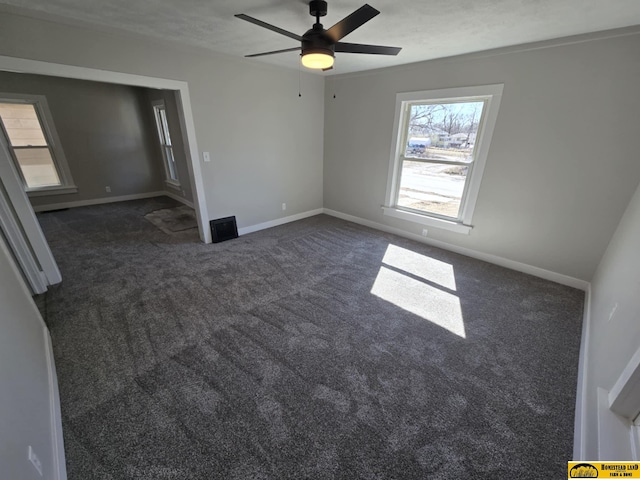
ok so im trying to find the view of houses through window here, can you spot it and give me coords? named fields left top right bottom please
left=397, top=100, right=486, bottom=219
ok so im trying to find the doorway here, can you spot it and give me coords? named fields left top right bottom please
left=0, top=54, right=210, bottom=248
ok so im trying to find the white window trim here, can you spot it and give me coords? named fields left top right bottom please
left=384, top=84, right=503, bottom=234
left=164, top=179, right=181, bottom=191
left=0, top=93, right=77, bottom=196
left=152, top=99, right=181, bottom=187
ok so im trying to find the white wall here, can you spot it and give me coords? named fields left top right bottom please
left=324, top=29, right=640, bottom=281
left=0, top=9, right=325, bottom=229
left=582, top=179, right=640, bottom=458
left=0, top=234, right=65, bottom=479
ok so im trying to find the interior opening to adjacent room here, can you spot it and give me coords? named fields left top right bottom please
left=383, top=84, right=503, bottom=234
left=0, top=55, right=210, bottom=243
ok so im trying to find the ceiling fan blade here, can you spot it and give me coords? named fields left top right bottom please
left=245, top=47, right=301, bottom=58
left=325, top=4, right=380, bottom=43
left=235, top=14, right=302, bottom=41
left=335, top=42, right=401, bottom=55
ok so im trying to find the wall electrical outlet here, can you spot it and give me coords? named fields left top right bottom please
left=202, top=151, right=211, bottom=162
left=282, top=203, right=286, bottom=211
left=28, top=446, right=43, bottom=477
left=105, top=186, right=111, bottom=193
left=421, top=228, right=428, bottom=237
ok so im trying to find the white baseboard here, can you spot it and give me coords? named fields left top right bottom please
left=574, top=284, right=592, bottom=460
left=32, top=191, right=166, bottom=212
left=323, top=208, right=589, bottom=291
left=238, top=208, right=324, bottom=236
left=163, top=191, right=194, bottom=208
left=44, top=327, right=67, bottom=480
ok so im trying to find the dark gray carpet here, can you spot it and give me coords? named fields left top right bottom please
left=37, top=196, right=584, bottom=480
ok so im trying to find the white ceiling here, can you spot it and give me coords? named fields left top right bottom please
left=2, top=0, right=640, bottom=74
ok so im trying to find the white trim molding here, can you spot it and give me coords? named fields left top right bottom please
left=45, top=328, right=67, bottom=480
left=238, top=209, right=324, bottom=236
left=574, top=284, right=592, bottom=460
left=609, top=345, right=640, bottom=419
left=0, top=128, right=61, bottom=285
left=0, top=182, right=48, bottom=294
left=32, top=191, right=166, bottom=212
left=163, top=190, right=194, bottom=208
left=597, top=387, right=636, bottom=460
left=27, top=186, right=77, bottom=197
left=323, top=208, right=589, bottom=291
left=32, top=190, right=195, bottom=212
left=382, top=206, right=472, bottom=234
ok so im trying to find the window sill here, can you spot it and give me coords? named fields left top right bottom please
left=164, top=180, right=181, bottom=191
left=382, top=206, right=472, bottom=234
left=26, top=185, right=78, bottom=197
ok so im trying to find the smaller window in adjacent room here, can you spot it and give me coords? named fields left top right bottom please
left=0, top=95, right=76, bottom=196
left=152, top=100, right=180, bottom=188
left=384, top=85, right=503, bottom=234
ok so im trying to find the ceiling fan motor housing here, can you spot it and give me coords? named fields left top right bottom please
left=302, top=24, right=335, bottom=57
left=309, top=0, right=328, bottom=18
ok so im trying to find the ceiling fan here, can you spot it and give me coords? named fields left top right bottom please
left=235, top=1, right=401, bottom=70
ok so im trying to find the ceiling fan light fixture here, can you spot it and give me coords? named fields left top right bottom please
left=236, top=2, right=401, bottom=67
left=301, top=51, right=334, bottom=69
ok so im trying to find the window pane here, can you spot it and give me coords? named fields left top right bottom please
left=14, top=148, right=61, bottom=188
left=404, top=101, right=485, bottom=163
left=165, top=146, right=178, bottom=181
left=397, top=160, right=468, bottom=218
left=0, top=103, right=48, bottom=147
left=159, top=108, right=172, bottom=146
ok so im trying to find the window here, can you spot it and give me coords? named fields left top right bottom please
left=0, top=94, right=76, bottom=196
left=152, top=100, right=180, bottom=188
left=384, top=85, right=503, bottom=234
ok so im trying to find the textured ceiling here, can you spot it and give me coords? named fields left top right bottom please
left=2, top=0, right=640, bottom=74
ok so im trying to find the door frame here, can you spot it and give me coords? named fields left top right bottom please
left=0, top=126, right=60, bottom=290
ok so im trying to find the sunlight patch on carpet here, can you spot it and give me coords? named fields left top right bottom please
left=382, top=244, right=457, bottom=291
left=371, top=245, right=465, bottom=337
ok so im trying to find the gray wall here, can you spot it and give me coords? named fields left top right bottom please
left=0, top=71, right=166, bottom=207
left=0, top=10, right=325, bottom=229
left=323, top=31, right=640, bottom=282
left=0, top=234, right=62, bottom=479
left=146, top=89, right=193, bottom=203
left=583, top=179, right=640, bottom=457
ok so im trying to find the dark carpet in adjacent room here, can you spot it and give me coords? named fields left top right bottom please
left=37, top=197, right=584, bottom=479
